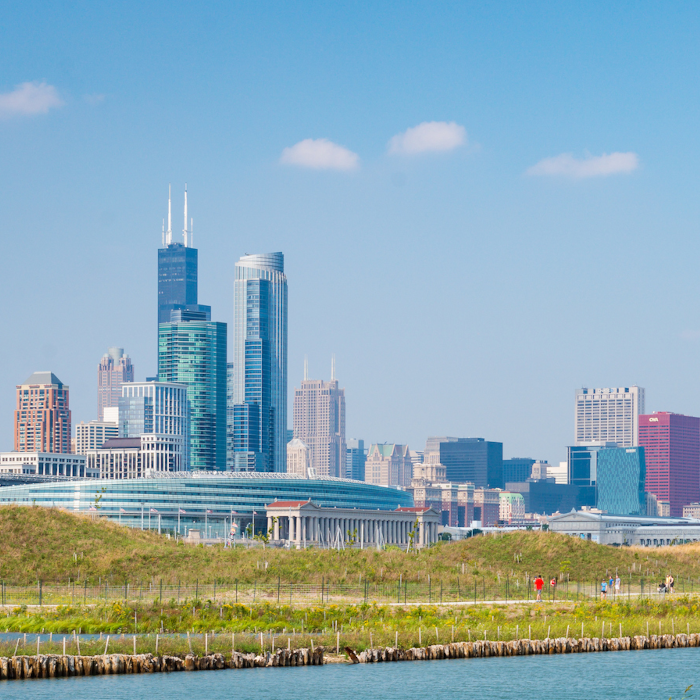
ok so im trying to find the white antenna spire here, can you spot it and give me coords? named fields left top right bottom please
left=166, top=184, right=172, bottom=245
left=304, top=356, right=308, bottom=381
left=161, top=219, right=165, bottom=247
left=331, top=354, right=336, bottom=381
left=183, top=183, right=188, bottom=247
left=190, top=217, right=194, bottom=248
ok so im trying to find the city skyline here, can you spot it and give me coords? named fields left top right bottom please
left=5, top=3, right=700, bottom=465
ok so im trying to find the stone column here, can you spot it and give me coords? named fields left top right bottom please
left=267, top=516, right=273, bottom=534
left=289, top=515, right=295, bottom=542
left=273, top=517, right=279, bottom=541
left=419, top=520, right=425, bottom=547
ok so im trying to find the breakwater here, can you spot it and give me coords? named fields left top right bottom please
left=0, top=647, right=324, bottom=680
left=0, top=633, right=698, bottom=680
left=348, top=633, right=700, bottom=663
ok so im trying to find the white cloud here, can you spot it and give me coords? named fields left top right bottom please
left=0, top=82, right=63, bottom=117
left=388, top=121, right=467, bottom=155
left=526, top=152, right=639, bottom=178
left=280, top=138, right=359, bottom=171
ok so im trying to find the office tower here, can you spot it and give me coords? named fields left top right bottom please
left=232, top=253, right=288, bottom=472
left=595, top=447, right=646, bottom=516
left=226, top=362, right=234, bottom=469
left=548, top=461, right=569, bottom=485
left=638, top=412, right=700, bottom=517
left=14, top=372, right=71, bottom=453
left=75, top=420, right=118, bottom=454
left=503, top=457, right=535, bottom=484
left=86, top=434, right=187, bottom=478
left=424, top=437, right=503, bottom=488
left=157, top=185, right=210, bottom=324
left=575, top=386, right=645, bottom=447
left=158, top=321, right=227, bottom=470
left=286, top=437, right=312, bottom=477
left=97, top=348, right=134, bottom=421
left=567, top=442, right=645, bottom=515
left=292, top=364, right=346, bottom=478
left=346, top=438, right=366, bottom=481
left=365, top=444, right=412, bottom=487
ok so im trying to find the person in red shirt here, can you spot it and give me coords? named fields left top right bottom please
left=534, top=575, right=545, bottom=601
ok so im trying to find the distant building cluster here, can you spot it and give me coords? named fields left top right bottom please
left=4, top=187, right=700, bottom=536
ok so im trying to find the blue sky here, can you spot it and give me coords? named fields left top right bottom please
left=2, top=1, right=700, bottom=464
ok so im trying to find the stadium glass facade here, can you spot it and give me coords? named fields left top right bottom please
left=0, top=473, right=413, bottom=538
left=158, top=321, right=227, bottom=470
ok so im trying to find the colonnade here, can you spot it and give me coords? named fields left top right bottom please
left=266, top=504, right=440, bottom=548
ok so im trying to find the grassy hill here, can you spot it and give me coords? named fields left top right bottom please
left=2, top=505, right=699, bottom=586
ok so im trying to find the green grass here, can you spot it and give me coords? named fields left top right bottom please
left=1, top=505, right=699, bottom=587
left=1, top=597, right=700, bottom=655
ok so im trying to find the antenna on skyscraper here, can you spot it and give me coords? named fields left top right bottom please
left=183, top=183, right=188, bottom=247
left=166, top=184, right=173, bottom=245
left=162, top=219, right=165, bottom=247
left=304, top=356, right=308, bottom=381
left=190, top=218, right=194, bottom=248
left=331, top=354, right=336, bottom=381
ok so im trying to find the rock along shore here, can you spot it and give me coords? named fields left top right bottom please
left=0, top=633, right=697, bottom=681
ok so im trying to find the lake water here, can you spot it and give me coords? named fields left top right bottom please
left=0, top=648, right=695, bottom=699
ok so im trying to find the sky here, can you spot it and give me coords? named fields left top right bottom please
left=2, top=1, right=700, bottom=465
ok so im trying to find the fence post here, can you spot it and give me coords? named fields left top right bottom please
left=278, top=576, right=281, bottom=605
left=39, top=580, right=42, bottom=607
left=195, top=579, right=198, bottom=601
left=235, top=579, right=238, bottom=604
left=84, top=580, right=87, bottom=604
left=428, top=575, right=431, bottom=603
left=160, top=579, right=163, bottom=602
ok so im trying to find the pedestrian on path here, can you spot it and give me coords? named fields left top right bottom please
left=601, top=579, right=607, bottom=599
left=534, top=574, right=545, bottom=601
left=614, top=575, right=621, bottom=596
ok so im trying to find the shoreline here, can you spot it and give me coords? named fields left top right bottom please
left=0, top=632, right=698, bottom=681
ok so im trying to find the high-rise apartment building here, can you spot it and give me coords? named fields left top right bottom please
left=638, top=412, right=700, bottom=517
left=14, top=372, right=71, bottom=453
left=158, top=322, right=226, bottom=470
left=424, top=437, right=503, bottom=488
left=97, top=348, right=134, bottom=421
left=226, top=362, right=235, bottom=470
left=232, top=253, right=288, bottom=472
left=346, top=438, right=366, bottom=481
left=75, top=420, right=118, bottom=454
left=365, top=444, right=412, bottom=487
left=575, top=387, right=645, bottom=447
left=292, top=370, right=345, bottom=478
left=157, top=185, right=210, bottom=324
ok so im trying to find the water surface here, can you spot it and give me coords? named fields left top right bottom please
left=0, top=647, right=695, bottom=700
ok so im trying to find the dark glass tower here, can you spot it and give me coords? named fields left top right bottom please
left=157, top=186, right=210, bottom=324
left=156, top=186, right=226, bottom=470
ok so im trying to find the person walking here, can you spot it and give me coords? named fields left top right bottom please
left=601, top=578, right=607, bottom=599
left=534, top=574, right=545, bottom=601
left=668, top=574, right=675, bottom=594
left=614, top=574, right=621, bottom=597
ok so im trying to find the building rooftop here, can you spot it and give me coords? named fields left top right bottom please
left=101, top=438, right=141, bottom=450
left=19, top=371, right=66, bottom=387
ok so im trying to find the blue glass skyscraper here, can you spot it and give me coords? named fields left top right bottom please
left=157, top=186, right=210, bottom=324
left=232, top=253, right=287, bottom=472
left=156, top=186, right=226, bottom=470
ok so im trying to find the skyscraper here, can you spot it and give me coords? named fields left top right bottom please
left=365, top=444, right=413, bottom=487
left=157, top=185, right=210, bottom=324
left=575, top=387, right=645, bottom=447
left=232, top=253, right=288, bottom=472
left=14, top=372, right=71, bottom=453
left=292, top=363, right=345, bottom=478
left=638, top=412, right=700, bottom=517
left=156, top=187, right=226, bottom=470
left=346, top=438, right=366, bottom=481
left=97, top=347, right=134, bottom=421
left=158, top=320, right=227, bottom=470
left=424, top=437, right=504, bottom=488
